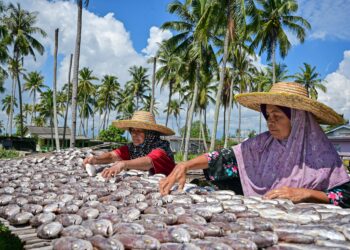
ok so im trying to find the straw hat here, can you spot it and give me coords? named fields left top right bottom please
left=112, top=111, right=175, bottom=136
left=235, top=82, right=344, bottom=125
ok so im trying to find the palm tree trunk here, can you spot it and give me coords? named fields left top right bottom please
left=85, top=115, right=88, bottom=138
left=272, top=40, right=276, bottom=84
left=9, top=73, right=16, bottom=136
left=63, top=53, right=73, bottom=148
left=92, top=110, right=95, bottom=139
left=165, top=81, right=172, bottom=126
left=150, top=57, right=156, bottom=114
left=180, top=102, right=190, bottom=155
left=210, top=26, right=230, bottom=151
left=199, top=110, right=208, bottom=151
left=70, top=0, right=83, bottom=148
left=50, top=117, right=54, bottom=150
left=224, top=78, right=234, bottom=148
left=16, top=72, right=23, bottom=138
left=184, top=63, right=200, bottom=161
left=238, top=101, right=242, bottom=142
left=223, top=105, right=226, bottom=141
left=31, top=91, right=35, bottom=125
left=53, top=28, right=60, bottom=150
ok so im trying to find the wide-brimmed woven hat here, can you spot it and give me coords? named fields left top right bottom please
left=235, top=82, right=344, bottom=125
left=112, top=111, right=175, bottom=136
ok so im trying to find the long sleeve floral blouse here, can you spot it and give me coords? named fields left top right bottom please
left=203, top=148, right=350, bottom=208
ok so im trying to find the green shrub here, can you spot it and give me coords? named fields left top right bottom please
left=0, top=222, right=23, bottom=250
left=98, top=126, right=127, bottom=143
left=0, top=149, right=19, bottom=159
left=174, top=152, right=200, bottom=163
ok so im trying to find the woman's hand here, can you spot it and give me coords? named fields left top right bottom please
left=263, top=186, right=311, bottom=203
left=101, top=162, right=126, bottom=179
left=83, top=156, right=96, bottom=166
left=159, top=163, right=188, bottom=195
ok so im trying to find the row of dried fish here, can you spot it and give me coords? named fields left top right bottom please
left=1, top=148, right=350, bottom=250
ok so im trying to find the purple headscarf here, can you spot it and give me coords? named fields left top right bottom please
left=233, top=109, right=350, bottom=196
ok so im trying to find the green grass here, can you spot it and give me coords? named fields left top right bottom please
left=0, top=222, right=23, bottom=250
left=0, top=149, right=19, bottom=159
left=174, top=152, right=201, bottom=162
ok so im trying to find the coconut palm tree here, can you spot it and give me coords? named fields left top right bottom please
left=1, top=95, right=17, bottom=135
left=252, top=69, right=271, bottom=133
left=162, top=0, right=218, bottom=160
left=166, top=99, right=183, bottom=134
left=71, top=0, right=90, bottom=148
left=142, top=95, right=159, bottom=116
left=126, top=66, right=151, bottom=110
left=156, top=41, right=184, bottom=126
left=233, top=47, right=257, bottom=142
left=98, top=75, right=120, bottom=130
left=23, top=71, right=47, bottom=124
left=209, top=0, right=247, bottom=151
left=22, top=103, right=32, bottom=125
left=4, top=3, right=46, bottom=137
left=63, top=53, right=73, bottom=147
left=37, top=89, right=55, bottom=149
left=267, top=62, right=290, bottom=83
left=247, top=0, right=311, bottom=83
left=294, top=62, right=326, bottom=99
left=0, top=0, right=9, bottom=89
left=77, top=67, right=98, bottom=136
left=0, top=120, right=4, bottom=135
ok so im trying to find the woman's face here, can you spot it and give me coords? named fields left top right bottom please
left=266, top=105, right=291, bottom=140
left=130, top=128, right=145, bottom=146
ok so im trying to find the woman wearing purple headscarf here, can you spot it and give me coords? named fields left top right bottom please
left=159, top=82, right=350, bottom=208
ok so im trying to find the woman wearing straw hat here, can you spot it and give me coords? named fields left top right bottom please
left=160, top=82, right=350, bottom=208
left=83, top=111, right=176, bottom=177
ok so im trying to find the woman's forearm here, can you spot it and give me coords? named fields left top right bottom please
left=306, top=189, right=330, bottom=204
left=94, top=151, right=121, bottom=164
left=123, top=156, right=153, bottom=171
left=181, top=154, right=209, bottom=171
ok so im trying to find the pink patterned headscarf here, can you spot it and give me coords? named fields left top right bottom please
left=233, top=109, right=350, bottom=196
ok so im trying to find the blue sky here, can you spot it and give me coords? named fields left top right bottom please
left=1, top=0, right=350, bottom=137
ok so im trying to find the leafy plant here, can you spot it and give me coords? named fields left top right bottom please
left=0, top=149, right=19, bottom=159
left=0, top=222, right=23, bottom=250
left=98, top=125, right=127, bottom=143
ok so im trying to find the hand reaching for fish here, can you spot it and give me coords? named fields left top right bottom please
left=101, top=161, right=126, bottom=179
left=263, top=186, right=311, bottom=203
left=159, top=163, right=188, bottom=195
left=83, top=156, right=96, bottom=166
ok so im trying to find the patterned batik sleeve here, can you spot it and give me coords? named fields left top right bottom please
left=326, top=181, right=350, bottom=208
left=203, top=148, right=239, bottom=181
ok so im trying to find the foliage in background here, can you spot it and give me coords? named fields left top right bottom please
left=0, top=222, right=23, bottom=250
left=180, top=120, right=210, bottom=141
left=98, top=125, right=127, bottom=143
left=174, top=152, right=199, bottom=163
left=0, top=148, right=19, bottom=158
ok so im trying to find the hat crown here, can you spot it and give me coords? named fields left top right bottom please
left=269, top=82, right=308, bottom=97
left=131, top=111, right=156, bottom=124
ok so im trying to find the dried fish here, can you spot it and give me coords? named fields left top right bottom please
left=53, top=236, right=93, bottom=250
left=113, top=234, right=161, bottom=249
left=82, top=219, right=113, bottom=237
left=89, top=235, right=124, bottom=250
left=37, top=221, right=63, bottom=239
left=113, top=222, right=145, bottom=235
left=61, top=225, right=93, bottom=239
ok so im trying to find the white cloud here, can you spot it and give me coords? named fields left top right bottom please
left=141, top=26, right=172, bottom=57
left=298, top=0, right=350, bottom=41
left=318, top=50, right=350, bottom=121
left=4, top=0, right=146, bottom=89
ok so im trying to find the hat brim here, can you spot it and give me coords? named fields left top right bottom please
left=112, top=120, right=175, bottom=136
left=235, top=92, right=344, bottom=125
